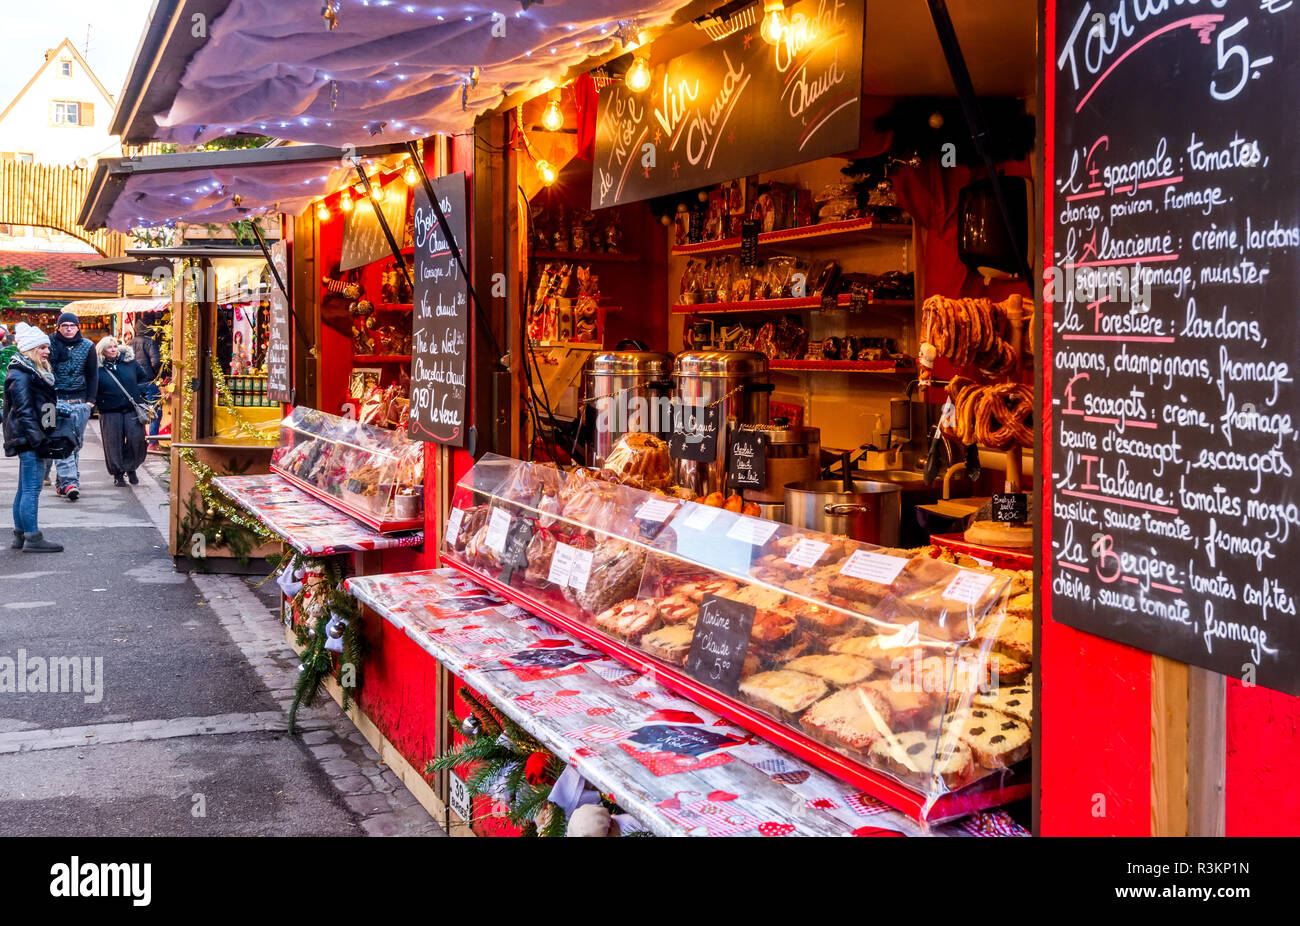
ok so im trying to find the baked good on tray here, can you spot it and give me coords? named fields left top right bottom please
left=829, top=634, right=917, bottom=671
left=730, top=583, right=788, bottom=611
left=858, top=677, right=940, bottom=727
left=782, top=654, right=877, bottom=688
left=601, top=432, right=673, bottom=489
left=738, top=670, right=828, bottom=724
left=974, top=613, right=1033, bottom=664
left=974, top=683, right=1033, bottom=724
left=672, top=576, right=740, bottom=602
left=641, top=624, right=696, bottom=665
left=568, top=541, right=646, bottom=615
left=594, top=598, right=661, bottom=644
left=935, top=707, right=1031, bottom=769
left=869, top=729, right=975, bottom=790
left=798, top=685, right=895, bottom=758
left=654, top=593, right=699, bottom=626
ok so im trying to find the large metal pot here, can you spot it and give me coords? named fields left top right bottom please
left=583, top=348, right=674, bottom=468
left=671, top=350, right=770, bottom=496
left=784, top=480, right=902, bottom=546
left=744, top=423, right=821, bottom=504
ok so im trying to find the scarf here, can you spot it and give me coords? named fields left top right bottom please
left=48, top=331, right=81, bottom=368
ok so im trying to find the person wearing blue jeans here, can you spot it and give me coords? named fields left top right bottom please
left=48, top=313, right=98, bottom=501
left=3, top=323, right=63, bottom=552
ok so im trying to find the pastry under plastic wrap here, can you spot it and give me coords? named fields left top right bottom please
left=594, top=598, right=660, bottom=643
left=567, top=541, right=647, bottom=615
left=868, top=729, right=974, bottom=790
left=798, top=685, right=895, bottom=758
left=601, top=432, right=673, bottom=489
left=449, top=505, right=489, bottom=552
left=641, top=624, right=695, bottom=665
left=738, top=670, right=828, bottom=724
left=934, top=706, right=1031, bottom=770
left=500, top=461, right=564, bottom=507
left=781, top=654, right=877, bottom=688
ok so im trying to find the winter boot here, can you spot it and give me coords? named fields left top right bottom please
left=113, top=474, right=126, bottom=487
left=10, top=530, right=23, bottom=550
left=22, top=532, right=63, bottom=553
left=127, top=471, right=139, bottom=485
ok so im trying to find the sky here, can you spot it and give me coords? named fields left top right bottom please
left=0, top=0, right=155, bottom=110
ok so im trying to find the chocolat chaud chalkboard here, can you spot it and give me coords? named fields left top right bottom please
left=409, top=172, right=469, bottom=447
left=592, top=0, right=864, bottom=209
left=1048, top=0, right=1299, bottom=694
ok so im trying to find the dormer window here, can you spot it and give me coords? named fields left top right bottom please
left=59, top=60, right=72, bottom=77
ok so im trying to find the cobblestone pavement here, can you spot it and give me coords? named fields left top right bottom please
left=0, top=427, right=442, bottom=837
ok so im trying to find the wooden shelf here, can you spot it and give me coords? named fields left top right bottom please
left=671, top=294, right=913, bottom=315
left=375, top=302, right=413, bottom=312
left=352, top=354, right=411, bottom=363
left=670, top=218, right=913, bottom=256
left=531, top=250, right=641, bottom=262
left=769, top=359, right=916, bottom=374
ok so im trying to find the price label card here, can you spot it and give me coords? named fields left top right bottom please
left=992, top=492, right=1029, bottom=523
left=448, top=771, right=471, bottom=821
left=680, top=503, right=724, bottom=532
left=547, top=542, right=577, bottom=586
left=683, top=593, right=757, bottom=696
left=725, top=515, right=780, bottom=546
left=942, top=569, right=997, bottom=605
left=848, top=291, right=869, bottom=312
left=634, top=497, right=679, bottom=523
left=567, top=547, right=595, bottom=592
left=840, top=550, right=907, bottom=584
left=784, top=538, right=829, bottom=569
left=445, top=507, right=465, bottom=545
left=485, top=508, right=512, bottom=554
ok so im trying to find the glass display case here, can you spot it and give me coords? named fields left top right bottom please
left=441, top=455, right=1033, bottom=822
left=270, top=406, right=424, bottom=532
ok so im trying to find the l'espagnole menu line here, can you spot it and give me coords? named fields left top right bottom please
left=1049, top=0, right=1299, bottom=694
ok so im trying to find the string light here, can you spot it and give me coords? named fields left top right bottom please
left=536, top=160, right=556, bottom=186
left=316, top=202, right=330, bottom=221
left=339, top=192, right=354, bottom=213
left=625, top=54, right=651, bottom=93
left=761, top=0, right=787, bottom=45
left=541, top=91, right=563, bottom=131
left=402, top=162, right=419, bottom=186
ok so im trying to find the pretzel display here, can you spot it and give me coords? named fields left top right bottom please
left=942, top=375, right=1033, bottom=450
left=921, top=295, right=1021, bottom=376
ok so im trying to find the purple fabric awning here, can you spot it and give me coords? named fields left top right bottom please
left=151, top=0, right=690, bottom=147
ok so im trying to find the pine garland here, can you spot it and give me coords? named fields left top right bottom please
left=208, top=354, right=277, bottom=443
left=287, top=554, right=362, bottom=731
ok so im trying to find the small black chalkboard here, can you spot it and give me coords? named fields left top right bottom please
left=499, top=518, right=534, bottom=585
left=848, top=291, right=868, bottom=313
left=992, top=493, right=1028, bottom=524
left=728, top=430, right=768, bottom=490
left=684, top=593, right=756, bottom=696
left=669, top=402, right=721, bottom=462
left=820, top=291, right=839, bottom=312
left=739, top=221, right=759, bottom=268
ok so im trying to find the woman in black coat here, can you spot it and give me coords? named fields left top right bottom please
left=2, top=323, right=63, bottom=552
left=95, top=336, right=149, bottom=487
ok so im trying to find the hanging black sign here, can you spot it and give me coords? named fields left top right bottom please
left=1048, top=0, right=1300, bottom=695
left=591, top=0, right=864, bottom=209
left=684, top=593, right=757, bottom=696
left=669, top=402, right=721, bottom=462
left=340, top=179, right=409, bottom=272
left=409, top=172, right=469, bottom=447
left=265, top=240, right=292, bottom=403
left=499, top=518, right=534, bottom=586
left=728, top=430, right=768, bottom=490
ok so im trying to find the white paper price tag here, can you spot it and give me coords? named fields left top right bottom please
left=839, top=550, right=907, bottom=584
left=485, top=508, right=512, bottom=554
left=680, top=503, right=723, bottom=532
left=445, top=507, right=465, bottom=545
left=784, top=538, right=829, bottom=569
left=725, top=515, right=780, bottom=546
left=567, top=547, right=595, bottom=592
left=547, top=542, right=577, bottom=586
left=448, top=771, right=471, bottom=821
left=942, top=569, right=997, bottom=605
left=634, top=498, right=678, bottom=523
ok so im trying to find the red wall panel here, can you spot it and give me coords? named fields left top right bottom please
left=1225, top=680, right=1300, bottom=835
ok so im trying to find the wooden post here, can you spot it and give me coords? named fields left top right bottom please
left=1186, top=667, right=1227, bottom=836
left=1150, top=655, right=1189, bottom=836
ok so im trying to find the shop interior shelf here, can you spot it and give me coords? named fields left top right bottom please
left=352, top=354, right=411, bottom=363
left=672, top=294, right=914, bottom=315
left=445, top=556, right=1029, bottom=824
left=769, top=359, right=917, bottom=373
left=530, top=250, right=642, bottom=262
left=375, top=302, right=413, bottom=312
left=669, top=217, right=913, bottom=256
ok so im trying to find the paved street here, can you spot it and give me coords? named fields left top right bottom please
left=0, top=426, right=442, bottom=837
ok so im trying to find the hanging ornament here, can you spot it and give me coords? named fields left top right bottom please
left=213, top=530, right=223, bottom=543
left=461, top=715, right=481, bottom=738
left=524, top=750, right=552, bottom=786
left=365, top=120, right=387, bottom=136
left=928, top=111, right=945, bottom=130
left=322, top=1, right=340, bottom=31
left=231, top=193, right=242, bottom=207
left=206, top=506, right=216, bottom=517
left=876, top=179, right=893, bottom=192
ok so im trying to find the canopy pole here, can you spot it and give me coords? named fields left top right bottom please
left=249, top=221, right=313, bottom=353
left=402, top=141, right=507, bottom=371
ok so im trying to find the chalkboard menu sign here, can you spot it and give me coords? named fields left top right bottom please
left=339, top=179, right=409, bottom=272
left=728, top=429, right=768, bottom=490
left=669, top=402, right=721, bottom=461
left=684, top=593, right=757, bottom=695
left=1048, top=1, right=1299, bottom=695
left=409, top=172, right=469, bottom=447
left=265, top=240, right=292, bottom=404
left=591, top=0, right=864, bottom=209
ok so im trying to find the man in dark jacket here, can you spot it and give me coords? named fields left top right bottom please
left=131, top=317, right=164, bottom=445
left=48, top=312, right=97, bottom=500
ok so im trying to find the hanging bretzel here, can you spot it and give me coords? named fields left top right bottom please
left=942, top=376, right=1034, bottom=450
left=921, top=295, right=1021, bottom=376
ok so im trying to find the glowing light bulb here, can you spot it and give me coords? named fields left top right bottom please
left=403, top=164, right=419, bottom=186
left=339, top=193, right=354, bottom=213
left=316, top=202, right=330, bottom=221
left=372, top=183, right=386, bottom=204
left=542, top=97, right=563, bottom=132
left=761, top=1, right=787, bottom=45
left=536, top=160, right=557, bottom=186
left=625, top=55, right=651, bottom=93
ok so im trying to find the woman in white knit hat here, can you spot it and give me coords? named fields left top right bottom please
left=2, top=323, right=63, bottom=552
